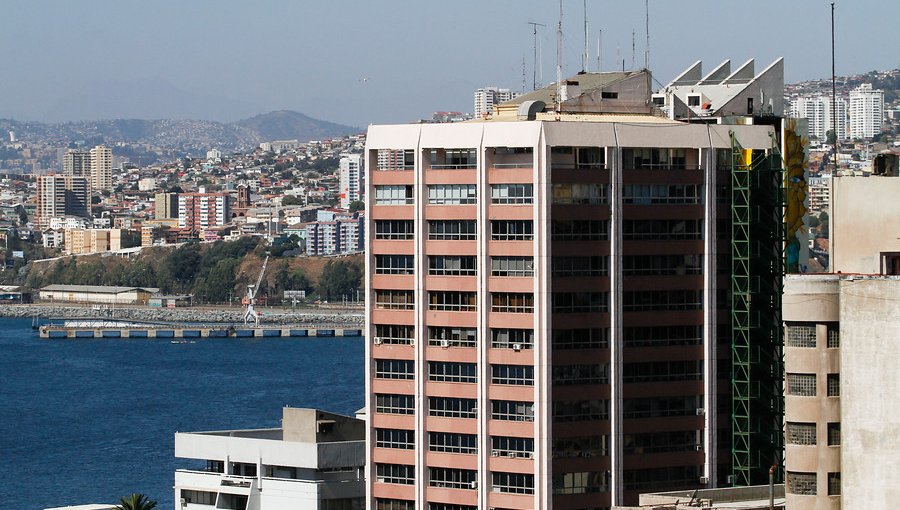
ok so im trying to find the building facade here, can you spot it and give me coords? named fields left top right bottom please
left=305, top=214, right=364, bottom=256
left=36, top=175, right=90, bottom=228
left=789, top=96, right=847, bottom=141
left=364, top=116, right=780, bottom=508
left=63, top=149, right=91, bottom=177
left=178, top=192, right=230, bottom=234
left=474, top=87, right=522, bottom=118
left=340, top=153, right=365, bottom=210
left=155, top=192, right=179, bottom=220
left=848, top=84, right=884, bottom=139
left=90, top=144, right=113, bottom=191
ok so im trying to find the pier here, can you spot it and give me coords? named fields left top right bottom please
left=38, top=321, right=362, bottom=339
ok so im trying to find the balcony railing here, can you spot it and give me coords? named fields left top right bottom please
left=551, top=163, right=607, bottom=170
left=492, top=162, right=533, bottom=169
left=624, top=164, right=702, bottom=171
left=429, top=163, right=477, bottom=170
left=376, top=164, right=414, bottom=171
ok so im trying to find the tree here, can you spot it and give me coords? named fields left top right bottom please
left=114, top=493, right=156, bottom=510
left=348, top=200, right=365, bottom=213
left=281, top=195, right=303, bottom=206
left=826, top=129, right=837, bottom=146
left=318, top=259, right=363, bottom=301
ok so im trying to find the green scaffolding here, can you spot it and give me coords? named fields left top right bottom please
left=730, top=131, right=785, bottom=487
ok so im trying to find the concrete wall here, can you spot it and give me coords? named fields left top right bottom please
left=282, top=408, right=365, bottom=443
left=838, top=278, right=900, bottom=509
left=830, top=177, right=900, bottom=274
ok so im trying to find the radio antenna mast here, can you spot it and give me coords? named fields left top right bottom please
left=597, top=30, right=602, bottom=72
left=582, top=0, right=588, bottom=72
left=556, top=0, right=563, bottom=111
left=527, top=21, right=546, bottom=90
left=645, top=0, right=650, bottom=70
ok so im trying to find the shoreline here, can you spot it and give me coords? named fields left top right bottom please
left=0, top=304, right=364, bottom=327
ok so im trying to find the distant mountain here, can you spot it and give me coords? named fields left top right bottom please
left=235, top=110, right=359, bottom=142
left=0, top=111, right=361, bottom=153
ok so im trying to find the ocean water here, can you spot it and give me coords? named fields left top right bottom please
left=0, top=319, right=365, bottom=510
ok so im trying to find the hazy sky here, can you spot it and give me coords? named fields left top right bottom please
left=2, top=0, right=897, bottom=127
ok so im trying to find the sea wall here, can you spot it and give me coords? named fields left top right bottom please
left=0, top=304, right=364, bottom=327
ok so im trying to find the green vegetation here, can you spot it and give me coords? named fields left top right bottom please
left=114, top=494, right=156, bottom=510
left=319, top=258, right=363, bottom=301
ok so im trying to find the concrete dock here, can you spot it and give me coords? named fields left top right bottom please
left=38, top=323, right=363, bottom=339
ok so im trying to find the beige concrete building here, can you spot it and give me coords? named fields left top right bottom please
left=830, top=176, right=900, bottom=274
left=63, top=228, right=123, bottom=254
left=38, top=284, right=158, bottom=305
left=90, top=144, right=113, bottom=191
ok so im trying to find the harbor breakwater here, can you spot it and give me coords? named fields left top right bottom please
left=0, top=304, right=364, bottom=327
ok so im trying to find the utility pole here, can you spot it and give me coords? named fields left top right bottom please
left=528, top=21, right=546, bottom=90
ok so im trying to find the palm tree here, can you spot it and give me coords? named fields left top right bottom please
left=114, top=493, right=157, bottom=510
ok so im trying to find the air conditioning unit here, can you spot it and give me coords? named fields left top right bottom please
left=525, top=451, right=534, bottom=459
left=441, top=339, right=450, bottom=348
left=376, top=477, right=386, bottom=483
left=699, top=476, right=710, bottom=484
left=726, top=475, right=735, bottom=484
left=508, top=451, right=517, bottom=458
left=469, top=480, right=478, bottom=489
left=695, top=408, right=705, bottom=416
left=373, top=336, right=383, bottom=345
left=580, top=451, right=592, bottom=458
left=513, top=343, right=523, bottom=351
left=695, top=444, right=703, bottom=451
left=491, top=450, right=500, bottom=457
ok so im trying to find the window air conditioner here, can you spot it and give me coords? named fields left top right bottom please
left=508, top=451, right=517, bottom=458
left=699, top=476, right=710, bottom=484
left=491, top=450, right=500, bottom=457
left=695, top=444, right=703, bottom=451
left=513, top=343, right=523, bottom=351
left=469, top=480, right=478, bottom=489
left=695, top=408, right=705, bottom=416
left=441, top=339, right=450, bottom=348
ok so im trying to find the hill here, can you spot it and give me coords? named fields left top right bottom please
left=235, top=110, right=359, bottom=142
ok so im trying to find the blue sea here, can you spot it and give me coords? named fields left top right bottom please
left=0, top=319, right=365, bottom=510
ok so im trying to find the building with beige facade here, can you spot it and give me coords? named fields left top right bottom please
left=829, top=176, right=900, bottom=274
left=36, top=175, right=90, bottom=228
left=90, top=144, right=113, bottom=191
left=364, top=70, right=785, bottom=509
left=64, top=228, right=124, bottom=254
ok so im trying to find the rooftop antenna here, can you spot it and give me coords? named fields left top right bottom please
left=582, top=0, right=589, bottom=73
left=645, top=0, right=650, bottom=70
left=631, top=29, right=635, bottom=70
left=555, top=0, right=563, bottom=112
left=597, top=30, right=602, bottom=72
left=831, top=2, right=838, bottom=172
left=527, top=21, right=546, bottom=90
left=521, top=55, right=527, bottom=93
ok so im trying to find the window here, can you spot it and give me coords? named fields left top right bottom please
left=624, top=148, right=689, bottom=170
left=375, top=290, right=414, bottom=310
left=376, top=463, right=414, bottom=485
left=786, top=422, right=817, bottom=445
left=552, top=219, right=609, bottom=240
left=491, top=183, right=533, bottom=204
left=375, top=185, right=414, bottom=205
left=828, top=423, right=840, bottom=446
left=375, top=220, right=414, bottom=240
left=428, top=220, right=476, bottom=240
left=322, top=499, right=364, bottom=510
left=552, top=328, right=609, bottom=349
left=376, top=149, right=415, bottom=170
left=427, top=327, right=477, bottom=348
left=552, top=471, right=608, bottom=494
left=787, top=373, right=817, bottom=397
left=428, top=361, right=477, bottom=383
left=827, top=324, right=840, bottom=348
left=375, top=255, right=414, bottom=275
left=491, top=328, right=534, bottom=349
left=375, top=394, right=415, bottom=415
left=623, top=254, right=702, bottom=276
left=624, top=430, right=700, bottom=454
left=552, top=255, right=608, bottom=276
left=375, top=428, right=414, bottom=449
left=429, top=397, right=477, bottom=418
left=624, top=395, right=701, bottom=419
left=624, top=325, right=702, bottom=347
left=428, top=184, right=477, bottom=204
left=491, top=220, right=533, bottom=240
left=429, top=291, right=476, bottom=311
left=375, top=499, right=414, bottom=510
left=828, top=472, right=841, bottom=496
left=786, top=471, right=817, bottom=496
left=623, top=184, right=701, bottom=204
left=624, top=466, right=702, bottom=492
left=491, top=256, right=534, bottom=277
left=622, top=290, right=702, bottom=311
left=786, top=323, right=817, bottom=348
left=429, top=432, right=477, bottom=454
left=491, top=400, right=534, bottom=421
left=429, top=467, right=477, bottom=489
left=553, top=364, right=609, bottom=385
left=181, top=490, right=216, bottom=505
left=492, top=436, right=534, bottom=456
left=375, top=359, right=414, bottom=380
left=492, top=472, right=534, bottom=494
left=491, top=364, right=534, bottom=385
left=430, top=504, right=476, bottom=510
left=622, top=219, right=703, bottom=240
left=687, top=95, right=701, bottom=107
left=374, top=324, right=414, bottom=345
left=827, top=374, right=840, bottom=396
left=601, top=91, right=618, bottom=99
left=553, top=399, right=609, bottom=422
left=491, top=292, right=534, bottom=313
left=552, top=183, right=608, bottom=204
left=429, top=255, right=476, bottom=276
left=429, top=148, right=476, bottom=169
left=552, top=292, right=609, bottom=313
left=552, top=435, right=608, bottom=458
left=623, top=361, right=703, bottom=383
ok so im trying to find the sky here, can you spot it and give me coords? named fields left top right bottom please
left=1, top=0, right=898, bottom=128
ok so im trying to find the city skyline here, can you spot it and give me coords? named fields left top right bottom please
left=1, top=0, right=898, bottom=128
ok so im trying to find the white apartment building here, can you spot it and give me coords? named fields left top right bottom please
left=807, top=175, right=830, bottom=214
left=63, top=149, right=91, bottom=177
left=339, top=153, right=365, bottom=210
left=474, top=87, right=522, bottom=118
left=790, top=96, right=847, bottom=141
left=174, top=407, right=365, bottom=510
left=848, top=84, right=884, bottom=139
left=90, top=144, right=113, bottom=191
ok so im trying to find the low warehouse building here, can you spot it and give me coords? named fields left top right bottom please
left=39, top=285, right=160, bottom=305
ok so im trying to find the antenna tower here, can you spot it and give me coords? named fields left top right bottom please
left=645, top=0, right=650, bottom=70
left=528, top=21, right=546, bottom=90
left=582, top=0, right=588, bottom=72
left=556, top=0, right=563, bottom=111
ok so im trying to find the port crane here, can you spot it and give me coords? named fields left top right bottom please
left=243, top=255, right=269, bottom=326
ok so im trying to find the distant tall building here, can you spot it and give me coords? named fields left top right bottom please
left=178, top=192, right=230, bottom=233
left=237, top=185, right=252, bottom=209
left=790, top=96, right=847, bottom=141
left=474, top=87, right=522, bottom=118
left=89, top=145, right=113, bottom=191
left=848, top=84, right=884, bottom=139
left=36, top=175, right=90, bottom=228
left=339, top=153, right=365, bottom=209
left=63, top=149, right=91, bottom=177
left=154, top=192, right=178, bottom=220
